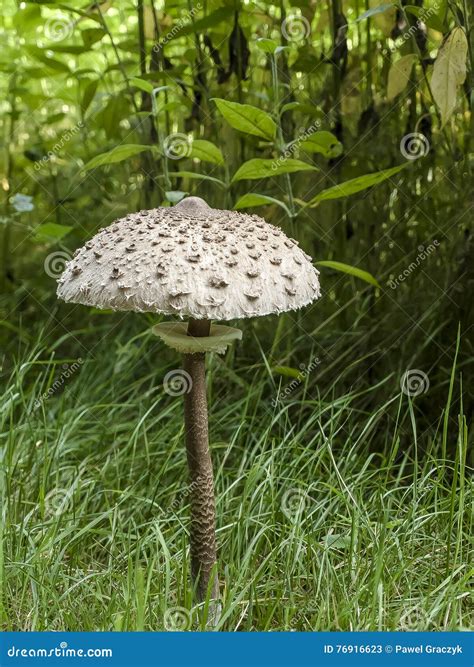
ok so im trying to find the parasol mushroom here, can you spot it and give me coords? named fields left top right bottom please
left=57, top=196, right=320, bottom=621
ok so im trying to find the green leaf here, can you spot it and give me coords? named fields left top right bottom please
left=280, top=102, right=323, bottom=117
left=83, top=144, right=150, bottom=171
left=300, top=131, right=343, bottom=158
left=81, top=79, right=98, bottom=114
left=434, top=0, right=448, bottom=25
left=387, top=55, right=417, bottom=101
left=174, top=6, right=234, bottom=38
left=190, top=139, right=224, bottom=165
left=130, top=77, right=154, bottom=94
left=431, top=27, right=468, bottom=126
left=171, top=171, right=226, bottom=187
left=95, top=96, right=130, bottom=140
left=34, top=223, right=72, bottom=242
left=256, top=38, right=278, bottom=54
left=366, top=0, right=397, bottom=35
left=316, top=261, right=380, bottom=288
left=81, top=28, right=105, bottom=48
left=46, top=112, right=66, bottom=125
left=233, top=193, right=291, bottom=217
left=355, top=3, right=395, bottom=21
left=273, top=365, right=303, bottom=379
left=232, top=158, right=317, bottom=182
left=308, top=164, right=407, bottom=205
left=26, top=47, right=70, bottom=73
left=280, top=102, right=301, bottom=114
left=47, top=44, right=91, bottom=55
left=13, top=5, right=42, bottom=33
left=53, top=3, right=102, bottom=24
left=212, top=99, right=277, bottom=141
left=404, top=5, right=446, bottom=32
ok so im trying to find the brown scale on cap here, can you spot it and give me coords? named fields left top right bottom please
left=57, top=196, right=320, bottom=320
left=244, top=289, right=260, bottom=301
left=186, top=253, right=201, bottom=263
left=110, top=267, right=123, bottom=280
left=209, top=275, right=229, bottom=288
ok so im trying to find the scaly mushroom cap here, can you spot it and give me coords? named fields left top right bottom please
left=57, top=197, right=321, bottom=320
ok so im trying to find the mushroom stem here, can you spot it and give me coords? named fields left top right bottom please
left=183, top=318, right=219, bottom=608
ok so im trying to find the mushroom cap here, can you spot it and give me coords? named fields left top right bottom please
left=57, top=197, right=321, bottom=321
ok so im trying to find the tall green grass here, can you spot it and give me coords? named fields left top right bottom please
left=0, top=310, right=471, bottom=631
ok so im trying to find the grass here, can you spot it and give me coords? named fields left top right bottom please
left=0, top=307, right=472, bottom=632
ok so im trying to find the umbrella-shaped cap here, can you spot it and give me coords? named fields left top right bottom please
left=57, top=197, right=320, bottom=321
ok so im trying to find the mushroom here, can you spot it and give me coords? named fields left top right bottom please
left=56, top=196, right=321, bottom=622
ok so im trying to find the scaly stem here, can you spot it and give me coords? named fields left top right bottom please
left=182, top=318, right=219, bottom=607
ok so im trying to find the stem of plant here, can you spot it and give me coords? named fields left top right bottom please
left=182, top=318, right=219, bottom=609
left=271, top=54, right=295, bottom=225
left=2, top=78, right=16, bottom=292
